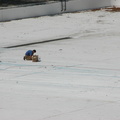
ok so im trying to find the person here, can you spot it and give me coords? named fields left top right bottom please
left=23, top=49, right=36, bottom=60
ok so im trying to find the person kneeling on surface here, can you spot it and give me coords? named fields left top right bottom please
left=23, top=49, right=36, bottom=60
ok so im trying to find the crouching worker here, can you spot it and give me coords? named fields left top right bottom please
left=23, top=50, right=36, bottom=60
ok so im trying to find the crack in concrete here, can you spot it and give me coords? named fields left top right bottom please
left=4, top=37, right=71, bottom=48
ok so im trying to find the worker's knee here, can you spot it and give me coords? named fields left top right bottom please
left=24, top=55, right=32, bottom=60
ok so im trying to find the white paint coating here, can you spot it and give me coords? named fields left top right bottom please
left=0, top=9, right=120, bottom=120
